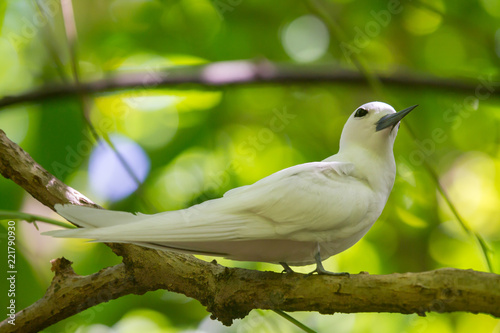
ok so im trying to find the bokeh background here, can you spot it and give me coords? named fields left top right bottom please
left=0, top=0, right=499, bottom=332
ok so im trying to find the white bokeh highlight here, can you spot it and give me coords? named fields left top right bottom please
left=281, top=15, right=330, bottom=63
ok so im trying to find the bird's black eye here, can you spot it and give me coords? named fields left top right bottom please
left=354, top=108, right=368, bottom=118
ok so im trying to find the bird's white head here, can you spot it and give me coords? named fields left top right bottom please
left=339, top=101, right=417, bottom=156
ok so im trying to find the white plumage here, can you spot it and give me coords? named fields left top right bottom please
left=44, top=101, right=416, bottom=274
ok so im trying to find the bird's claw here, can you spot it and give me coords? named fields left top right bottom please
left=307, top=268, right=350, bottom=277
left=280, top=262, right=295, bottom=274
left=309, top=250, right=350, bottom=276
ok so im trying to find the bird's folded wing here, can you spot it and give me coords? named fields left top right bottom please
left=45, top=161, right=368, bottom=243
left=223, top=161, right=354, bottom=198
left=219, top=161, right=367, bottom=238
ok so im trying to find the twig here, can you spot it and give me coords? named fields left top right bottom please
left=58, top=0, right=151, bottom=208
left=0, top=61, right=498, bottom=110
left=0, top=210, right=76, bottom=229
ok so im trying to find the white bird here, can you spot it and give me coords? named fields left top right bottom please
left=45, top=101, right=417, bottom=275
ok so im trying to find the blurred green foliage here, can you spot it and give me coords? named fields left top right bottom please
left=0, top=0, right=499, bottom=332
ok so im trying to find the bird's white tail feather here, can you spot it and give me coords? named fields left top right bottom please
left=43, top=204, right=151, bottom=238
left=43, top=203, right=250, bottom=242
left=54, top=204, right=147, bottom=228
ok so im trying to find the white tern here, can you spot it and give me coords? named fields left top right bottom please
left=45, top=101, right=417, bottom=275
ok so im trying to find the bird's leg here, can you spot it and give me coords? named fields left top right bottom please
left=280, top=262, right=294, bottom=274
left=308, top=251, right=350, bottom=277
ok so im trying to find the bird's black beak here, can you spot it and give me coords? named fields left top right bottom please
left=376, top=105, right=418, bottom=131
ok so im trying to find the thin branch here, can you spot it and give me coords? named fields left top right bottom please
left=0, top=60, right=498, bottom=110
left=0, top=129, right=499, bottom=333
left=0, top=210, right=76, bottom=229
left=34, top=0, right=69, bottom=83
left=422, top=157, right=494, bottom=272
left=58, top=0, right=146, bottom=191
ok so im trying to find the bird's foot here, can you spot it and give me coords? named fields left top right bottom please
left=280, top=262, right=295, bottom=274
left=308, top=251, right=350, bottom=276
left=307, top=267, right=350, bottom=277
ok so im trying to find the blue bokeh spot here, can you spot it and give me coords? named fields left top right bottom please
left=88, top=134, right=150, bottom=202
